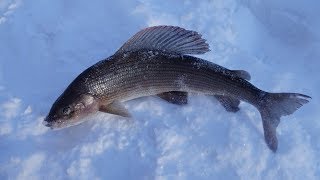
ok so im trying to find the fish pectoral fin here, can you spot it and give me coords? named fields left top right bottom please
left=115, top=26, right=209, bottom=55
left=231, top=70, right=251, bottom=81
left=157, top=91, right=188, bottom=105
left=99, top=101, right=131, bottom=117
left=214, top=95, right=240, bottom=112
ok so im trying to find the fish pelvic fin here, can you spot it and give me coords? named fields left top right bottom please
left=157, top=91, right=188, bottom=105
left=115, top=26, right=210, bottom=55
left=258, top=92, right=311, bottom=152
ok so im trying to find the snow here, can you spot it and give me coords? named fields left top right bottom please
left=0, top=0, right=319, bottom=179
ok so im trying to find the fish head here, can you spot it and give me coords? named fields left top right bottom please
left=44, top=93, right=99, bottom=129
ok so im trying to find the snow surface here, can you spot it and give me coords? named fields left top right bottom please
left=0, top=0, right=319, bottom=179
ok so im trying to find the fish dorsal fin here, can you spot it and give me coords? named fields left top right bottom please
left=115, top=26, right=210, bottom=55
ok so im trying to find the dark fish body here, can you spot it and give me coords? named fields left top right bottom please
left=71, top=51, right=260, bottom=106
left=44, top=26, right=311, bottom=152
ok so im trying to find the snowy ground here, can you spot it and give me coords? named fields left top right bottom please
left=0, top=0, right=319, bottom=179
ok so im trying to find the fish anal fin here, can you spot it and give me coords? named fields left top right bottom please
left=231, top=70, right=251, bottom=80
left=214, top=95, right=240, bottom=112
left=116, top=26, right=210, bottom=55
left=99, top=101, right=131, bottom=117
left=157, top=91, right=188, bottom=105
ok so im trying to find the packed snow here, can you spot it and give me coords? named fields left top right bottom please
left=1, top=0, right=319, bottom=179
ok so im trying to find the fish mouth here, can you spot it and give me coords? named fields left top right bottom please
left=42, top=117, right=54, bottom=129
left=42, top=118, right=63, bottom=130
left=42, top=116, right=88, bottom=130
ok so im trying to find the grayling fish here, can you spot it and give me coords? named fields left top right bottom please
left=44, top=26, right=311, bottom=152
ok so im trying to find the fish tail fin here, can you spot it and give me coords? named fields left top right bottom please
left=258, top=92, right=311, bottom=152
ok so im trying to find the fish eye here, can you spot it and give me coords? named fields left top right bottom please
left=62, top=106, right=72, bottom=115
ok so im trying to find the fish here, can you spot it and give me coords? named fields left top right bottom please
left=44, top=25, right=311, bottom=152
